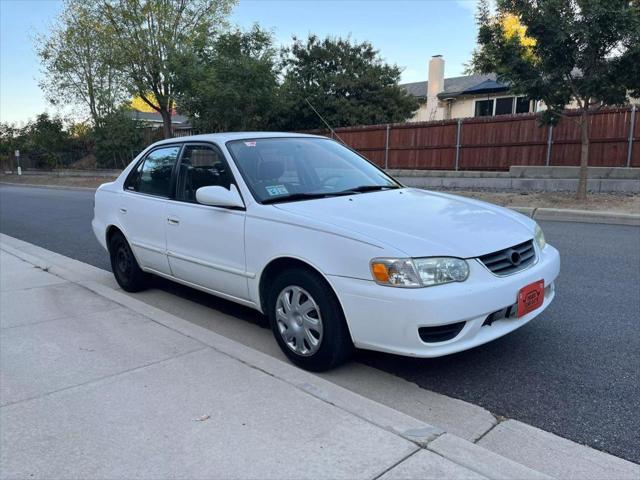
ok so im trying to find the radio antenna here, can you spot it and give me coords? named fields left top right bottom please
left=304, top=98, right=347, bottom=146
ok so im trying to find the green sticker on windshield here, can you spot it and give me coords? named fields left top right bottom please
left=266, top=185, right=288, bottom=196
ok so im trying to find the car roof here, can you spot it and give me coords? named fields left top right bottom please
left=152, top=131, right=324, bottom=146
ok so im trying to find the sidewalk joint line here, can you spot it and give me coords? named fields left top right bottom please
left=0, top=346, right=207, bottom=409
left=371, top=446, right=421, bottom=480
left=473, top=414, right=505, bottom=444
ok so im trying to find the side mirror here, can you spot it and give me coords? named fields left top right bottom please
left=195, top=185, right=244, bottom=209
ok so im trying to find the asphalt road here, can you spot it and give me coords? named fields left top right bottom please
left=1, top=183, right=639, bottom=463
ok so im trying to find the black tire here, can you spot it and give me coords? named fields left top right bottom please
left=108, top=231, right=148, bottom=292
left=267, top=268, right=353, bottom=371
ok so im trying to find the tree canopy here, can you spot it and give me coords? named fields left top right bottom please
left=278, top=35, right=419, bottom=130
left=470, top=0, right=640, bottom=199
left=175, top=25, right=280, bottom=132
left=36, top=0, right=126, bottom=127
left=101, top=0, right=236, bottom=138
left=36, top=2, right=420, bottom=142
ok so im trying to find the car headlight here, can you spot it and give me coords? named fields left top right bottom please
left=370, top=257, right=469, bottom=288
left=534, top=223, right=546, bottom=250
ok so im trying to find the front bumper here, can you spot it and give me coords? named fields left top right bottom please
left=328, top=244, right=560, bottom=358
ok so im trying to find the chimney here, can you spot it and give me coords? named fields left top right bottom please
left=426, top=55, right=445, bottom=120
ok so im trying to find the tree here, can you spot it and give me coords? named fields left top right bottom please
left=175, top=25, right=280, bottom=132
left=101, top=0, right=236, bottom=138
left=470, top=0, right=640, bottom=199
left=22, top=114, right=71, bottom=168
left=36, top=0, right=126, bottom=127
left=278, top=35, right=419, bottom=130
left=92, top=109, right=145, bottom=168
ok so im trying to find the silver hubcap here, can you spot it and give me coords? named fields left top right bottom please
left=275, top=286, right=323, bottom=356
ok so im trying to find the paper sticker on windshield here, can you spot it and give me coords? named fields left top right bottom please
left=266, top=185, right=288, bottom=196
left=244, top=141, right=256, bottom=147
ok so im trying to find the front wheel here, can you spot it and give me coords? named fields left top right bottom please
left=108, top=231, right=148, bottom=292
left=267, top=269, right=353, bottom=371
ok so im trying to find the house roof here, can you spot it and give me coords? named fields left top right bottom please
left=401, top=73, right=510, bottom=99
left=129, top=110, right=191, bottom=125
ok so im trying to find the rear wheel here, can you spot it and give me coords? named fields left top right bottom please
left=108, top=231, right=148, bottom=292
left=267, top=268, right=352, bottom=371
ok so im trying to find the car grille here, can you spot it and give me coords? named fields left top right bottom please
left=479, top=240, right=536, bottom=276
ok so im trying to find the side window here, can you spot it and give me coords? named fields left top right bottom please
left=125, top=146, right=180, bottom=197
left=515, top=97, right=532, bottom=114
left=175, top=145, right=232, bottom=203
left=495, top=97, right=514, bottom=115
left=474, top=99, right=494, bottom=117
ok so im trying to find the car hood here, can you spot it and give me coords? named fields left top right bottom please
left=274, top=188, right=535, bottom=258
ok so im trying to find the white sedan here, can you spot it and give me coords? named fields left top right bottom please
left=93, top=132, right=560, bottom=371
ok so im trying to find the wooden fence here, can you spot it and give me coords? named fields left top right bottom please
left=312, top=106, right=639, bottom=171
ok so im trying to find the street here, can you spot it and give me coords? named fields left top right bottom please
left=1, top=183, right=638, bottom=464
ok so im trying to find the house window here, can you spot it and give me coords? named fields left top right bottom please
left=474, top=99, right=494, bottom=117
left=495, top=97, right=514, bottom=115
left=474, top=96, right=534, bottom=117
left=515, top=97, right=532, bottom=114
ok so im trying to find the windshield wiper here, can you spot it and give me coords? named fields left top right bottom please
left=261, top=192, right=337, bottom=205
left=338, top=185, right=401, bottom=194
left=261, top=186, right=399, bottom=205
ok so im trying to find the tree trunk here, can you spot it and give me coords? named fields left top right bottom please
left=576, top=108, right=590, bottom=200
left=160, top=108, right=173, bottom=139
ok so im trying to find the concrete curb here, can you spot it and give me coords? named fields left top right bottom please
left=509, top=206, right=640, bottom=226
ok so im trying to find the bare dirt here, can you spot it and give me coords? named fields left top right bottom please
left=0, top=173, right=117, bottom=189
left=437, top=189, right=639, bottom=214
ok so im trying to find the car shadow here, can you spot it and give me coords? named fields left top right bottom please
left=145, top=273, right=531, bottom=379
left=148, top=275, right=270, bottom=330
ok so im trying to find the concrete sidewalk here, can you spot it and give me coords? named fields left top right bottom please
left=1, top=239, right=638, bottom=480
left=0, top=244, right=545, bottom=480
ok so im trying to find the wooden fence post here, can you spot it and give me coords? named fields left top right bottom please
left=627, top=104, right=636, bottom=168
left=384, top=124, right=390, bottom=169
left=455, top=119, right=462, bottom=171
left=546, top=125, right=554, bottom=166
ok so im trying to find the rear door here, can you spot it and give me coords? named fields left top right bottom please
left=165, top=143, right=249, bottom=301
left=120, top=145, right=181, bottom=275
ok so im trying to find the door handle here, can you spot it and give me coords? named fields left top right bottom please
left=167, top=217, right=180, bottom=225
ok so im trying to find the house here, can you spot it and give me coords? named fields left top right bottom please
left=401, top=55, right=538, bottom=122
left=129, top=110, right=192, bottom=129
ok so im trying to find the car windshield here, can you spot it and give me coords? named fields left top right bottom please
left=226, top=137, right=400, bottom=204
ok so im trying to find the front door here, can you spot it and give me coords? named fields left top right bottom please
left=119, top=145, right=181, bottom=275
left=165, top=143, right=249, bottom=301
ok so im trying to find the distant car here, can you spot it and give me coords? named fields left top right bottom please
left=92, top=132, right=560, bottom=371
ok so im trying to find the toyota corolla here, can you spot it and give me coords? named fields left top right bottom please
left=92, top=132, right=560, bottom=371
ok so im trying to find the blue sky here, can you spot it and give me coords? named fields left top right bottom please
left=0, top=0, right=480, bottom=125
